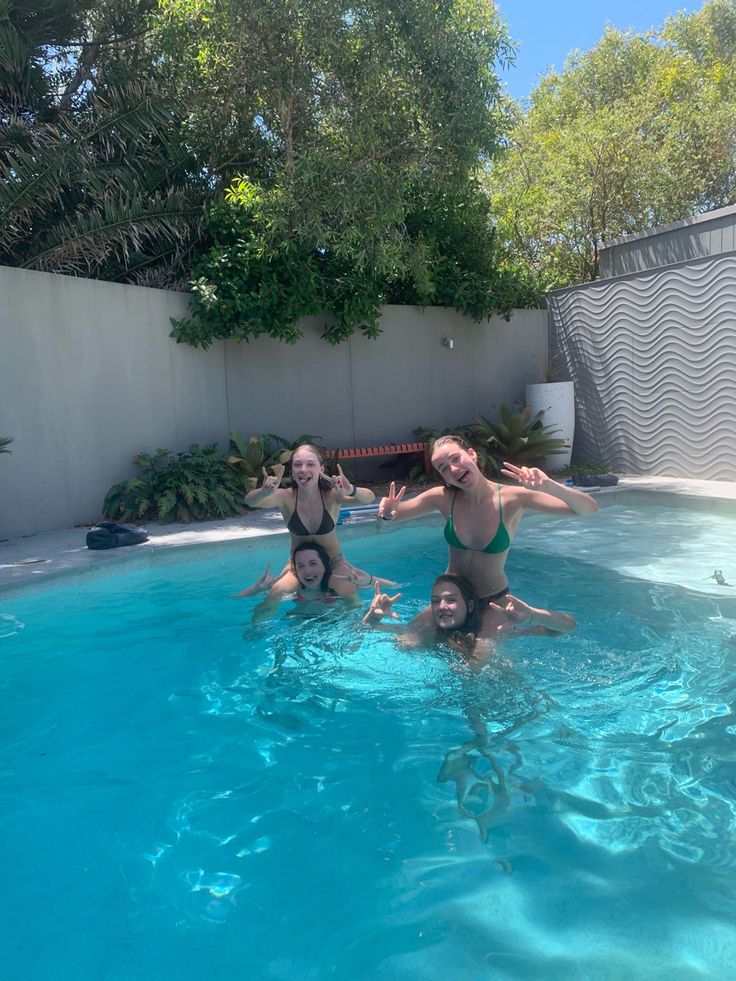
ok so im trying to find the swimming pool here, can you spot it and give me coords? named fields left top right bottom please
left=2, top=499, right=736, bottom=980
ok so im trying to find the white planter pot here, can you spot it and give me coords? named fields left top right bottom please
left=525, top=381, right=575, bottom=470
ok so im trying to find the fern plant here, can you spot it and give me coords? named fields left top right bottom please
left=467, top=405, right=567, bottom=471
left=103, top=444, right=248, bottom=524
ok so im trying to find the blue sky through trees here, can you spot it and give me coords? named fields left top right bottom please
left=498, top=0, right=700, bottom=100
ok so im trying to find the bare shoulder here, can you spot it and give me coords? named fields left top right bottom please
left=272, top=487, right=296, bottom=507
left=418, top=484, right=452, bottom=510
left=498, top=482, right=528, bottom=515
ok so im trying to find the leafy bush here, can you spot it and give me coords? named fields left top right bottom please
left=170, top=181, right=543, bottom=350
left=103, top=444, right=248, bottom=524
left=415, top=403, right=567, bottom=474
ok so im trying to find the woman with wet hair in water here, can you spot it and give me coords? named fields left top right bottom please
left=362, top=573, right=575, bottom=662
left=242, top=542, right=362, bottom=622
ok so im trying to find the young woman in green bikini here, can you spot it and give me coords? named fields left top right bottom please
left=378, top=435, right=599, bottom=603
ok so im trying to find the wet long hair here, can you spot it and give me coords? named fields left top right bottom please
left=288, top=443, right=334, bottom=491
left=432, top=573, right=482, bottom=635
left=292, top=541, right=333, bottom=592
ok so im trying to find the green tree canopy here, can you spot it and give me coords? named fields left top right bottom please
left=1, top=0, right=540, bottom=334
left=160, top=0, right=540, bottom=346
left=0, top=0, right=204, bottom=286
left=488, top=0, right=736, bottom=288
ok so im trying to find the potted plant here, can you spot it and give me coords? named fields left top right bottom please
left=525, top=351, right=575, bottom=468
left=464, top=405, right=568, bottom=473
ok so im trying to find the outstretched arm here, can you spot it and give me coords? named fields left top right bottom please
left=378, top=482, right=446, bottom=522
left=487, top=594, right=576, bottom=638
left=501, top=463, right=599, bottom=516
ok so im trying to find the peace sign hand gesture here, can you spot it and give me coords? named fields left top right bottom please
left=378, top=481, right=406, bottom=520
left=490, top=594, right=534, bottom=636
left=500, top=462, right=552, bottom=491
left=330, top=463, right=355, bottom=497
left=362, top=581, right=403, bottom=624
left=261, top=463, right=285, bottom=490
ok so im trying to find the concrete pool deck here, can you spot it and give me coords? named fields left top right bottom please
left=2, top=475, right=736, bottom=593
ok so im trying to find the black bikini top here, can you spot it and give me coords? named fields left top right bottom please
left=286, top=486, right=335, bottom=536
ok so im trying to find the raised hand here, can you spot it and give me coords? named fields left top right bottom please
left=362, top=581, right=403, bottom=623
left=378, top=481, right=406, bottom=520
left=490, top=593, right=534, bottom=635
left=500, top=462, right=552, bottom=491
left=261, top=463, right=285, bottom=490
left=330, top=463, right=355, bottom=497
left=233, top=563, right=278, bottom=598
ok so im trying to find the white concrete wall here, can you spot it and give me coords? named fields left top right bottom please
left=0, top=268, right=227, bottom=538
left=224, top=306, right=548, bottom=448
left=1, top=266, right=547, bottom=539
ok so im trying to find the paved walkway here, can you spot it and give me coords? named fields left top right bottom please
left=2, top=475, right=736, bottom=593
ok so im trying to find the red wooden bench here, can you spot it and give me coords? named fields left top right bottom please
left=324, top=442, right=432, bottom=476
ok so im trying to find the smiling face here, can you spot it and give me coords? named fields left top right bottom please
left=290, top=446, right=323, bottom=488
left=430, top=580, right=471, bottom=631
left=431, top=439, right=480, bottom=490
left=293, top=548, right=328, bottom=590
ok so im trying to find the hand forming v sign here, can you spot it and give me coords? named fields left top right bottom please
left=490, top=594, right=534, bottom=636
left=378, top=481, right=406, bottom=519
left=500, top=462, right=552, bottom=491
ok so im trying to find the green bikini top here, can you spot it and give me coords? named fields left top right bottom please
left=443, top=484, right=511, bottom=554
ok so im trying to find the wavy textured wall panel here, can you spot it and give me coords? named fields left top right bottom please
left=548, top=253, right=736, bottom=479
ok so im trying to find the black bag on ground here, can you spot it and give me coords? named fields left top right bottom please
left=572, top=474, right=619, bottom=487
left=86, top=521, right=149, bottom=550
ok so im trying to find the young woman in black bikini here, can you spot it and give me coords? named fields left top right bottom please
left=378, top=435, right=598, bottom=603
left=237, top=443, right=384, bottom=601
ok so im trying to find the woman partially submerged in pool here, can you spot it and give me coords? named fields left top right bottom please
left=362, top=574, right=575, bottom=663
left=245, top=542, right=361, bottom=621
left=378, top=436, right=598, bottom=603
left=237, top=443, right=388, bottom=601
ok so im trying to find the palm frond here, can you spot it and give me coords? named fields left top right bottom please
left=23, top=188, right=201, bottom=274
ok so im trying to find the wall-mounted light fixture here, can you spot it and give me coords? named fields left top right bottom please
left=442, top=337, right=455, bottom=349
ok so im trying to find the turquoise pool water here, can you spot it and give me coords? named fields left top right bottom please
left=2, top=503, right=736, bottom=980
